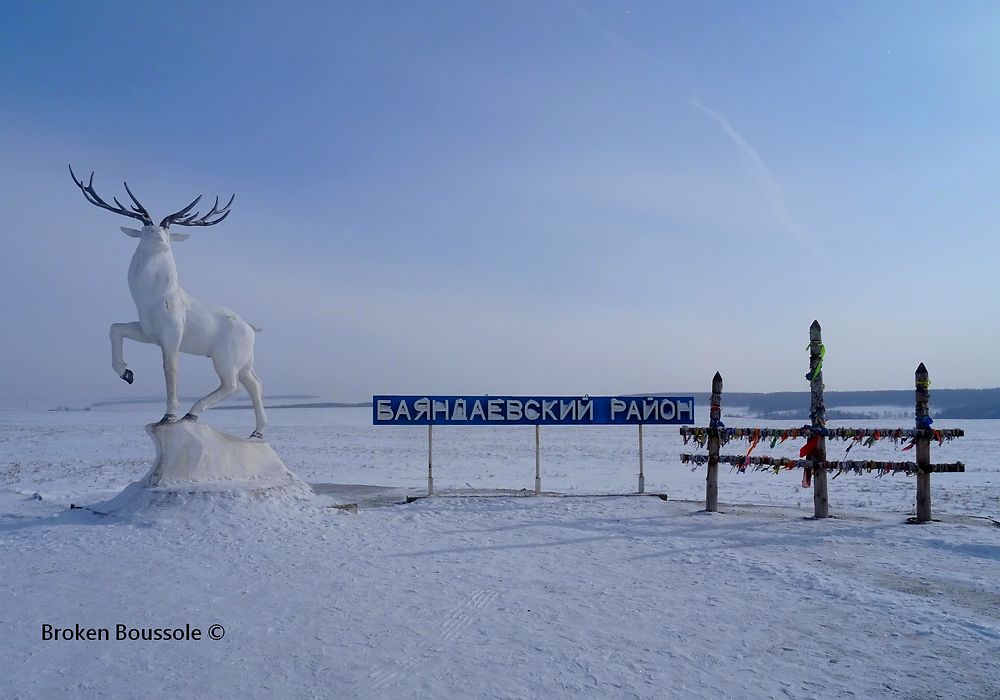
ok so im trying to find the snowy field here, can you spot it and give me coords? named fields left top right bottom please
left=2, top=406, right=999, bottom=699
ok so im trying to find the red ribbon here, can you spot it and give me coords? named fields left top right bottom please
left=800, top=435, right=820, bottom=458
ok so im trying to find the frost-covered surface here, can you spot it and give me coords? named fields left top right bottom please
left=1, top=407, right=999, bottom=698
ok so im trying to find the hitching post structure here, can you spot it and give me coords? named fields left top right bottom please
left=678, top=321, right=964, bottom=521
left=809, top=320, right=829, bottom=519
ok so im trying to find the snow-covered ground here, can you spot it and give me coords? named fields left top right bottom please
left=2, top=406, right=999, bottom=698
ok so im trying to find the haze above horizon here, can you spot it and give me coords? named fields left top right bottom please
left=1, top=2, right=998, bottom=403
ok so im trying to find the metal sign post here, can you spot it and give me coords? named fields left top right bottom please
left=427, top=424, right=434, bottom=496
left=638, top=424, right=645, bottom=493
left=534, top=425, right=541, bottom=495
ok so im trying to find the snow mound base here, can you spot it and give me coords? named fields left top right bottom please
left=143, top=420, right=300, bottom=488
left=94, top=420, right=313, bottom=516
left=93, top=479, right=316, bottom=520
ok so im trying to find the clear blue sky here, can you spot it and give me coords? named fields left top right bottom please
left=1, top=1, right=998, bottom=403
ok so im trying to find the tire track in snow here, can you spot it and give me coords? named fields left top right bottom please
left=360, top=589, right=498, bottom=696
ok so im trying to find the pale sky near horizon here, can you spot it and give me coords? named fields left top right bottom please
left=1, top=1, right=998, bottom=404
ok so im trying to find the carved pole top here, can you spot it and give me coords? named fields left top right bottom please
left=710, top=371, right=723, bottom=427
left=810, top=320, right=822, bottom=342
left=915, top=362, right=930, bottom=426
left=809, top=320, right=825, bottom=428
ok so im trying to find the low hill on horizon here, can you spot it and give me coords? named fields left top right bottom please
left=679, top=387, right=1000, bottom=420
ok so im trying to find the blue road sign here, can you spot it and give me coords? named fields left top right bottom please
left=373, top=395, right=694, bottom=426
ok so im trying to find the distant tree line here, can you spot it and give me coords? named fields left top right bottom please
left=684, top=388, right=1000, bottom=420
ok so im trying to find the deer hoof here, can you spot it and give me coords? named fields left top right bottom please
left=249, top=430, right=263, bottom=440
left=156, top=414, right=177, bottom=425
left=121, top=369, right=134, bottom=384
left=181, top=413, right=198, bottom=422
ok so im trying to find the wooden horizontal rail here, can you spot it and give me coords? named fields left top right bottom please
left=680, top=453, right=965, bottom=474
left=680, top=427, right=965, bottom=444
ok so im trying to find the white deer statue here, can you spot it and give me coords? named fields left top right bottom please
left=70, top=166, right=267, bottom=438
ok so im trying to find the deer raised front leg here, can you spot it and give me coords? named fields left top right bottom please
left=110, top=321, right=154, bottom=384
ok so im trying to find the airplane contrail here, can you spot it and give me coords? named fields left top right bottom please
left=691, top=96, right=815, bottom=250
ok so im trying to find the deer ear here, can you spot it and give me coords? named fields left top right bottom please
left=169, top=233, right=190, bottom=242
left=120, top=227, right=142, bottom=238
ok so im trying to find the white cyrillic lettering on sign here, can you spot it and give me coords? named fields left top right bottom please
left=433, top=400, right=449, bottom=421
left=524, top=400, right=541, bottom=421
left=677, top=399, right=693, bottom=420
left=643, top=400, right=658, bottom=421
left=507, top=400, right=523, bottom=421
left=610, top=398, right=626, bottom=420
left=660, top=399, right=676, bottom=420
left=626, top=401, right=641, bottom=421
left=542, top=400, right=557, bottom=421
left=560, top=401, right=576, bottom=420
left=414, top=398, right=431, bottom=422
left=395, top=401, right=411, bottom=421
left=488, top=399, right=503, bottom=421
left=377, top=400, right=394, bottom=421
left=470, top=400, right=486, bottom=421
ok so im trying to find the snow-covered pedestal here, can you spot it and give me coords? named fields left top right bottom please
left=143, top=420, right=298, bottom=490
left=97, top=421, right=312, bottom=514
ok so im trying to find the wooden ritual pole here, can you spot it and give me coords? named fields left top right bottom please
left=915, top=363, right=932, bottom=522
left=706, top=372, right=722, bottom=512
left=809, top=321, right=829, bottom=518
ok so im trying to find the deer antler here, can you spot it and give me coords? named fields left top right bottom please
left=159, top=193, right=235, bottom=228
left=68, top=165, right=153, bottom=226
